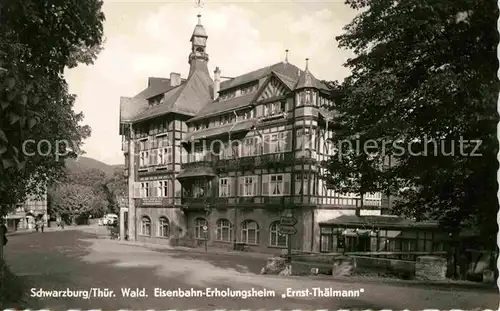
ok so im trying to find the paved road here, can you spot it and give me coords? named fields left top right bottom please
left=2, top=229, right=498, bottom=310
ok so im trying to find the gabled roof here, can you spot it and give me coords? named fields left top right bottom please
left=131, top=68, right=213, bottom=122
left=220, top=61, right=303, bottom=91
left=120, top=57, right=213, bottom=123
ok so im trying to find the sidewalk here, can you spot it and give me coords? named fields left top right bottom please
left=116, top=239, right=271, bottom=259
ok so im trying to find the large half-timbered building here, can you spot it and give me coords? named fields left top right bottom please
left=119, top=15, right=382, bottom=253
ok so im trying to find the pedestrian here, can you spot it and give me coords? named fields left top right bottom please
left=1, top=223, right=7, bottom=246
left=35, top=220, right=39, bottom=232
left=41, top=220, right=44, bottom=233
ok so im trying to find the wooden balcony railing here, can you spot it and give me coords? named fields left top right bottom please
left=181, top=160, right=212, bottom=169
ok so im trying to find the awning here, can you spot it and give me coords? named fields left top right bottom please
left=183, top=119, right=256, bottom=142
left=343, top=229, right=371, bottom=237
left=5, top=215, right=24, bottom=220
left=176, top=167, right=216, bottom=179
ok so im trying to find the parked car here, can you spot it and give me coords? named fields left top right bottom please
left=104, top=213, right=118, bottom=226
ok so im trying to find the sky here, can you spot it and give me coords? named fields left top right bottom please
left=64, top=0, right=359, bottom=165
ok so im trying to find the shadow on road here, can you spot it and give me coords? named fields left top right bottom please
left=2, top=228, right=498, bottom=310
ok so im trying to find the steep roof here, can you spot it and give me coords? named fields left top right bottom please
left=134, top=77, right=186, bottom=100
left=131, top=68, right=213, bottom=122
left=189, top=92, right=256, bottom=122
left=219, top=61, right=303, bottom=91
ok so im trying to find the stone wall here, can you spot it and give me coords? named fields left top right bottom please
left=354, top=256, right=415, bottom=279
left=415, top=256, right=447, bottom=281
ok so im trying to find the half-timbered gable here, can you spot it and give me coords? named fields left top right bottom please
left=256, top=74, right=290, bottom=102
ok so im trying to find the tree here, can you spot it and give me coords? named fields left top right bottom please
left=0, top=0, right=105, bottom=216
left=324, top=0, right=498, bottom=247
left=50, top=183, right=107, bottom=224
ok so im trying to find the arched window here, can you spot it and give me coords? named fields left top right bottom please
left=241, top=220, right=259, bottom=245
left=194, top=217, right=208, bottom=239
left=140, top=216, right=151, bottom=236
left=216, top=219, right=233, bottom=242
left=269, top=221, right=288, bottom=247
left=158, top=216, right=169, bottom=237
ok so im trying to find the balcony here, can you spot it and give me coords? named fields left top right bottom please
left=261, top=112, right=286, bottom=122
left=259, top=152, right=294, bottom=167
left=238, top=157, right=254, bottom=168
left=263, top=196, right=293, bottom=210
left=181, top=160, right=212, bottom=169
left=238, top=196, right=255, bottom=205
left=215, top=158, right=238, bottom=172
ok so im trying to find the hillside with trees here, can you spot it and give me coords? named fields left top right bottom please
left=48, top=158, right=127, bottom=224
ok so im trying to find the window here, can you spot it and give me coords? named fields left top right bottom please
left=216, top=219, right=233, bottom=242
left=158, top=147, right=172, bottom=165
left=241, top=220, right=259, bottom=244
left=264, top=101, right=285, bottom=117
left=194, top=218, right=208, bottom=239
left=150, top=136, right=158, bottom=149
left=193, top=145, right=205, bottom=162
left=140, top=216, right=151, bottom=236
left=242, top=109, right=255, bottom=120
left=139, top=140, right=147, bottom=151
left=158, top=217, right=169, bottom=237
left=139, top=151, right=149, bottom=167
left=269, top=134, right=280, bottom=153
left=140, top=182, right=150, bottom=198
left=269, top=221, right=288, bottom=247
left=157, top=181, right=168, bottom=197
left=157, top=135, right=169, bottom=148
left=304, top=90, right=312, bottom=105
left=220, top=114, right=232, bottom=125
left=270, top=174, right=283, bottom=195
left=295, top=174, right=309, bottom=195
left=219, top=178, right=230, bottom=197
left=242, top=137, right=256, bottom=156
left=296, top=129, right=314, bottom=150
left=242, top=176, right=256, bottom=196
left=193, top=180, right=205, bottom=198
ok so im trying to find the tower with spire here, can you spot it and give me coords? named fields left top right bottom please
left=189, top=14, right=209, bottom=77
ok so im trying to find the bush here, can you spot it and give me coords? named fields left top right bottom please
left=0, top=259, right=27, bottom=309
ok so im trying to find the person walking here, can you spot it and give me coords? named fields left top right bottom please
left=40, top=219, right=44, bottom=233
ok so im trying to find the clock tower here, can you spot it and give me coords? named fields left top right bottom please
left=189, top=14, right=209, bottom=74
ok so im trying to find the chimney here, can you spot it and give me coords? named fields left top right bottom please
left=170, top=73, right=181, bottom=87
left=213, top=66, right=221, bottom=100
